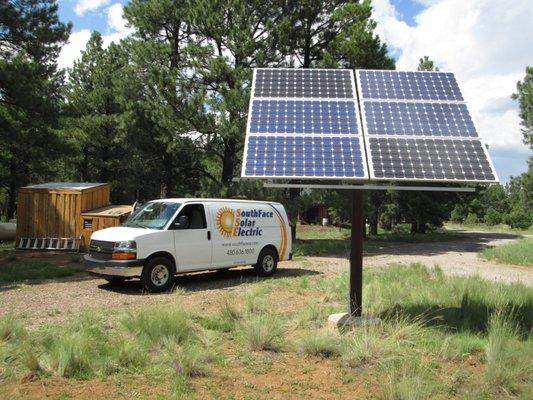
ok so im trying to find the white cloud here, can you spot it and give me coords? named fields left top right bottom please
left=371, top=0, right=531, bottom=152
left=74, top=0, right=110, bottom=16
left=102, top=3, right=134, bottom=46
left=58, top=4, right=133, bottom=69
left=58, top=29, right=91, bottom=70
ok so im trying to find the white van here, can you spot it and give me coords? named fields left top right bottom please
left=84, top=199, right=292, bottom=292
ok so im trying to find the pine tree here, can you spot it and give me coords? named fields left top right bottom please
left=0, top=0, right=70, bottom=218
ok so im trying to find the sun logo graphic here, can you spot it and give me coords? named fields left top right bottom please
left=215, top=207, right=240, bottom=237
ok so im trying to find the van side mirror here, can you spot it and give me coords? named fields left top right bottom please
left=174, top=215, right=189, bottom=229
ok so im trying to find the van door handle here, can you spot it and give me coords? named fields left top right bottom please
left=207, top=231, right=211, bottom=240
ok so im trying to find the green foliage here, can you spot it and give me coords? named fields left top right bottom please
left=484, top=207, right=502, bottom=225
left=295, top=329, right=341, bottom=358
left=0, top=0, right=70, bottom=218
left=121, top=307, right=195, bottom=344
left=450, top=204, right=467, bottom=222
left=504, top=207, right=532, bottom=229
left=237, top=314, right=283, bottom=351
left=0, top=315, right=27, bottom=342
left=512, top=66, right=533, bottom=147
left=481, top=238, right=533, bottom=266
left=484, top=311, right=532, bottom=395
left=417, top=55, right=439, bottom=71
left=464, top=212, right=479, bottom=225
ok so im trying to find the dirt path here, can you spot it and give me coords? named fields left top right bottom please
left=365, top=230, right=532, bottom=285
left=0, top=231, right=530, bottom=327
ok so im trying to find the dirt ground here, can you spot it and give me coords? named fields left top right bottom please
left=0, top=230, right=530, bottom=328
left=0, top=230, right=530, bottom=399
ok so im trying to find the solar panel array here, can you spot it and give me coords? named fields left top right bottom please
left=242, top=68, right=368, bottom=180
left=242, top=68, right=498, bottom=183
left=357, top=70, right=497, bottom=182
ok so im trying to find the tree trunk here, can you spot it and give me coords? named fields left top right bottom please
left=369, top=211, right=378, bottom=236
left=221, top=138, right=237, bottom=190
left=80, top=147, right=90, bottom=181
left=7, top=159, right=17, bottom=220
left=160, top=151, right=173, bottom=198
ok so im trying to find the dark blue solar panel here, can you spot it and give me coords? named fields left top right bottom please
left=358, top=70, right=463, bottom=101
left=244, top=136, right=365, bottom=178
left=254, top=69, right=353, bottom=98
left=368, top=137, right=496, bottom=181
left=364, top=101, right=477, bottom=137
left=249, top=100, right=358, bottom=135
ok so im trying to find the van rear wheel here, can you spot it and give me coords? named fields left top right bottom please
left=254, top=248, right=278, bottom=277
left=142, top=257, right=175, bottom=293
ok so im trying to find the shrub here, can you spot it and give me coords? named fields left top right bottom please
left=450, top=204, right=468, bottom=222
left=464, top=212, right=479, bottom=225
left=121, top=307, right=195, bottom=344
left=484, top=207, right=502, bottom=225
left=0, top=314, right=26, bottom=342
left=40, top=330, right=98, bottom=378
left=484, top=311, right=531, bottom=394
left=238, top=315, right=283, bottom=351
left=504, top=208, right=532, bottom=229
left=295, top=330, right=341, bottom=358
left=164, top=340, right=211, bottom=377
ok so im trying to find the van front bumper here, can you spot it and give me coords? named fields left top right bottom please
left=84, top=254, right=145, bottom=278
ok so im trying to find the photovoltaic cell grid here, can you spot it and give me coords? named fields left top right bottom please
left=242, top=69, right=368, bottom=179
left=363, top=102, right=477, bottom=137
left=254, top=69, right=353, bottom=98
left=356, top=69, right=498, bottom=182
left=358, top=70, right=463, bottom=101
left=250, top=100, right=358, bottom=135
left=369, top=138, right=494, bottom=181
left=245, top=136, right=365, bottom=178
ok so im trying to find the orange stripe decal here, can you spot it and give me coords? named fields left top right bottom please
left=271, top=206, right=287, bottom=261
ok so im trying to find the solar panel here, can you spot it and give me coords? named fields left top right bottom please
left=244, top=136, right=365, bottom=178
left=358, top=70, right=463, bottom=101
left=363, top=101, right=477, bottom=137
left=254, top=68, right=353, bottom=98
left=368, top=138, right=495, bottom=181
left=250, top=100, right=358, bottom=135
left=357, top=70, right=498, bottom=183
left=242, top=68, right=368, bottom=180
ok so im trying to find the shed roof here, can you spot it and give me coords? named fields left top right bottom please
left=81, top=205, right=132, bottom=217
left=23, top=182, right=106, bottom=190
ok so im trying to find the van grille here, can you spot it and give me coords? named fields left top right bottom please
left=89, top=240, right=115, bottom=260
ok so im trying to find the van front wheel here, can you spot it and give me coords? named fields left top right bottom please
left=142, top=257, right=175, bottom=293
left=254, top=248, right=278, bottom=277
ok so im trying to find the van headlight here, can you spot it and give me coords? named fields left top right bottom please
left=112, top=241, right=137, bottom=260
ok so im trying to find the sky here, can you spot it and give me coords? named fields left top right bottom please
left=57, top=0, right=532, bottom=183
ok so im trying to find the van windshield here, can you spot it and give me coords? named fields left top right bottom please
left=122, top=202, right=180, bottom=230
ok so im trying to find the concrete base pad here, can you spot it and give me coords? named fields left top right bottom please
left=327, top=313, right=382, bottom=331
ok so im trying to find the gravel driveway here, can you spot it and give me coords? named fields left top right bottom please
left=0, top=230, right=530, bottom=327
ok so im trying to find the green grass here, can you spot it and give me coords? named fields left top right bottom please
left=237, top=314, right=283, bottom=351
left=295, top=329, right=341, bottom=358
left=481, top=237, right=533, bottom=266
left=0, top=241, right=15, bottom=253
left=1, top=263, right=532, bottom=398
left=292, top=224, right=460, bottom=258
left=446, top=222, right=533, bottom=235
left=0, top=261, right=84, bottom=282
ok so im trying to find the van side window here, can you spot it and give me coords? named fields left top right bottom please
left=175, top=204, right=207, bottom=229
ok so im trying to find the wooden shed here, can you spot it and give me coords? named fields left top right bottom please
left=16, top=182, right=131, bottom=251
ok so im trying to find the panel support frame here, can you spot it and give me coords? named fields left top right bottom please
left=263, top=182, right=476, bottom=192
left=349, top=190, right=364, bottom=316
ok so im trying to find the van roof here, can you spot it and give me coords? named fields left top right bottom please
left=149, top=198, right=282, bottom=206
